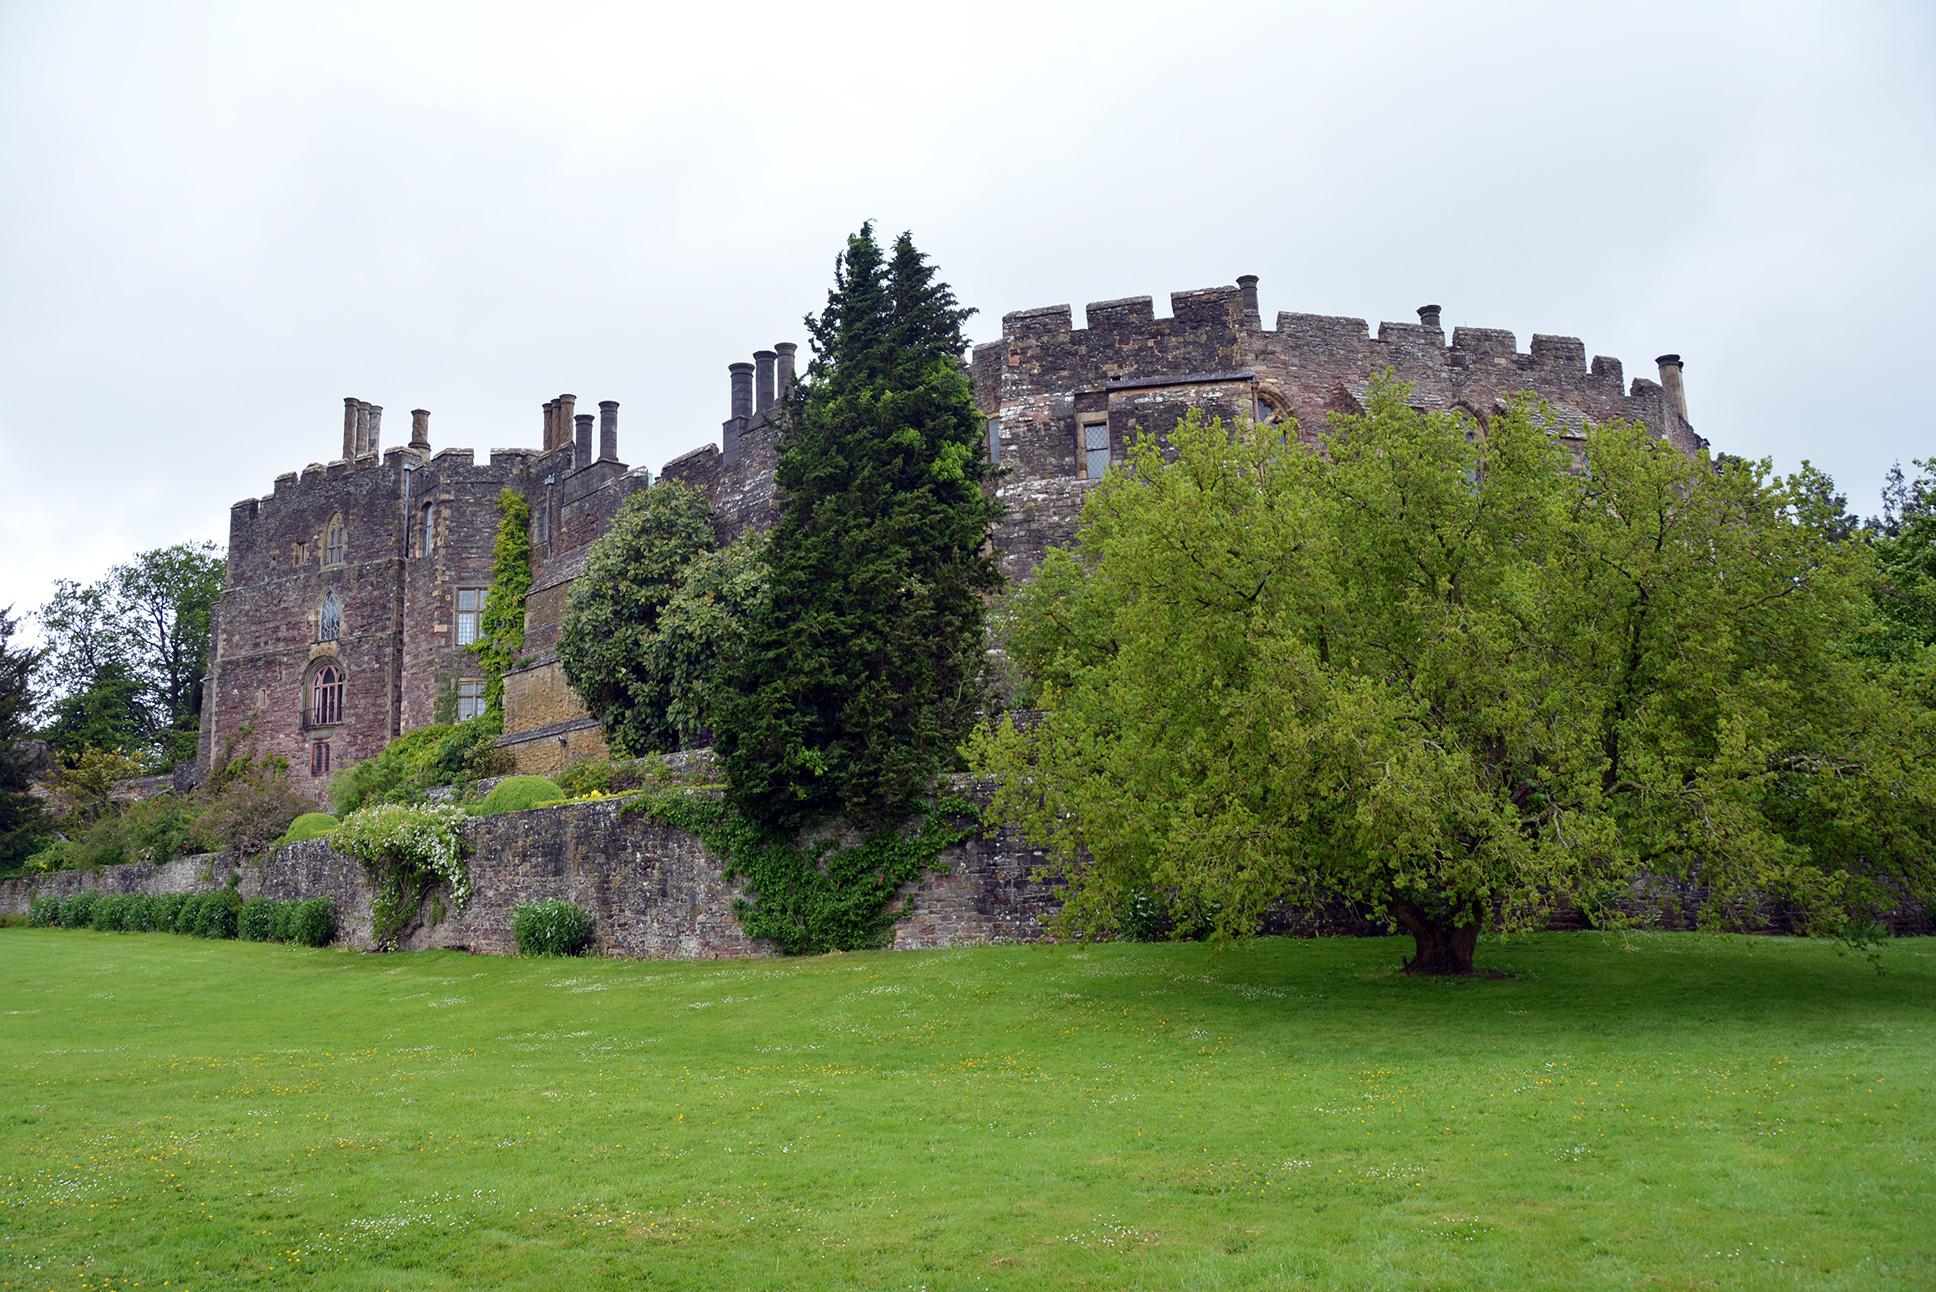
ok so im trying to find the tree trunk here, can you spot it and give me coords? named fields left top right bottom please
left=1391, top=901, right=1481, bottom=976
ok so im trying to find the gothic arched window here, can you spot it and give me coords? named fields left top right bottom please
left=325, top=514, right=347, bottom=567
left=319, top=591, right=342, bottom=642
left=310, top=664, right=343, bottom=727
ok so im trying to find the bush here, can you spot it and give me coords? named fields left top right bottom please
left=28, top=894, right=59, bottom=926
left=238, top=896, right=280, bottom=942
left=479, top=776, right=566, bottom=814
left=154, top=892, right=190, bottom=933
left=280, top=813, right=340, bottom=844
left=185, top=891, right=238, bottom=939
left=288, top=898, right=335, bottom=947
left=124, top=893, right=158, bottom=932
left=196, top=758, right=308, bottom=858
left=91, top=892, right=132, bottom=932
left=58, top=891, right=98, bottom=928
left=555, top=755, right=676, bottom=799
left=512, top=899, right=594, bottom=956
left=332, top=712, right=508, bottom=815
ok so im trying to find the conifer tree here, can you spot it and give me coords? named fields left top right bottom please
left=718, top=225, right=1004, bottom=833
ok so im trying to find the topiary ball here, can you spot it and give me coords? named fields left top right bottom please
left=280, top=812, right=341, bottom=844
left=479, top=775, right=567, bottom=814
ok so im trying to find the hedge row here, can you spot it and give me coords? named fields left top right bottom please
left=27, top=890, right=334, bottom=947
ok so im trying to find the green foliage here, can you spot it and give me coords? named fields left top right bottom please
left=280, top=813, right=340, bottom=844
left=510, top=899, right=595, bottom=956
left=472, top=490, right=533, bottom=709
left=28, top=894, right=59, bottom=926
left=35, top=541, right=225, bottom=768
left=717, top=226, right=1004, bottom=836
left=90, top=892, right=133, bottom=932
left=287, top=897, right=335, bottom=947
left=623, top=789, right=979, bottom=954
left=183, top=890, right=240, bottom=939
left=330, top=711, right=507, bottom=814
left=0, top=607, right=52, bottom=872
left=57, top=891, right=98, bottom=928
left=553, top=755, right=675, bottom=799
left=235, top=896, right=332, bottom=945
left=974, top=380, right=1936, bottom=974
left=558, top=480, right=724, bottom=755
left=194, top=753, right=307, bottom=858
left=332, top=802, right=469, bottom=948
left=478, top=776, right=565, bottom=814
left=152, top=892, right=188, bottom=934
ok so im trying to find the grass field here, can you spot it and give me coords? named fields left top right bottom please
left=0, top=928, right=1930, bottom=1290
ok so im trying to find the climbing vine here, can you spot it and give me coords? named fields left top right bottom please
left=472, top=488, right=532, bottom=709
left=332, top=802, right=470, bottom=949
left=623, top=790, right=979, bottom=954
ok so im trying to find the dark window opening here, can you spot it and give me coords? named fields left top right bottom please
left=311, top=741, right=332, bottom=777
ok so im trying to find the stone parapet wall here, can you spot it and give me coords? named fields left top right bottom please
left=0, top=789, right=1064, bottom=958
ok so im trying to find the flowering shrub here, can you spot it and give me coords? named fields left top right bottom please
left=57, top=891, right=98, bottom=929
left=511, top=899, right=595, bottom=956
left=28, top=895, right=59, bottom=926
left=332, top=802, right=470, bottom=947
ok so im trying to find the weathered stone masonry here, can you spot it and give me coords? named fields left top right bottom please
left=197, top=271, right=1705, bottom=831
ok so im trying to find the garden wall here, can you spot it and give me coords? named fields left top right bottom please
left=0, top=784, right=1066, bottom=957
left=3, top=789, right=1927, bottom=955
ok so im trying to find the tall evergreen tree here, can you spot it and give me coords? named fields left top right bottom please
left=0, top=608, right=52, bottom=872
left=718, top=225, right=1005, bottom=832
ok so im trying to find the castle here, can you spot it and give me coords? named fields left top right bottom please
left=193, top=276, right=1703, bottom=798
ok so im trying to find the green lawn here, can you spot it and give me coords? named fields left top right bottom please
left=1, top=929, right=1930, bottom=1290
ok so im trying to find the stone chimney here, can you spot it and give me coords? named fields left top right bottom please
left=775, top=342, right=798, bottom=395
left=574, top=413, right=594, bottom=467
left=729, top=362, right=754, bottom=423
left=343, top=398, right=358, bottom=459
left=1656, top=355, right=1688, bottom=420
left=556, top=395, right=576, bottom=452
left=543, top=399, right=557, bottom=451
left=410, top=409, right=431, bottom=451
left=365, top=405, right=382, bottom=455
left=1237, top=275, right=1260, bottom=328
left=354, top=401, right=371, bottom=456
left=598, top=400, right=619, bottom=461
left=754, top=350, right=778, bottom=415
left=1417, top=304, right=1443, bottom=332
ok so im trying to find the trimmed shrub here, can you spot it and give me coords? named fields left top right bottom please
left=479, top=776, right=566, bottom=814
left=91, top=892, right=132, bottom=932
left=280, top=813, right=341, bottom=844
left=124, top=893, right=158, bottom=932
left=186, top=891, right=238, bottom=940
left=511, top=899, right=595, bottom=956
left=58, top=891, right=99, bottom=929
left=154, top=892, right=190, bottom=934
left=287, top=898, right=335, bottom=947
left=238, top=897, right=280, bottom=942
left=28, top=895, right=59, bottom=927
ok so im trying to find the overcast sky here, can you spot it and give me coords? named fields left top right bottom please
left=3, top=1, right=1933, bottom=637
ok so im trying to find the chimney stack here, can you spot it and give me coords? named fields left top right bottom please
left=729, top=362, right=754, bottom=423
left=410, top=409, right=430, bottom=451
left=354, top=401, right=371, bottom=456
left=574, top=413, right=594, bottom=467
left=543, top=399, right=557, bottom=451
left=1417, top=304, right=1443, bottom=332
left=343, top=398, right=358, bottom=459
left=775, top=342, right=798, bottom=395
left=598, top=400, right=619, bottom=461
left=754, top=350, right=778, bottom=414
left=365, top=405, right=382, bottom=455
left=556, top=395, right=575, bottom=453
left=1656, top=355, right=1688, bottom=420
left=1237, top=275, right=1260, bottom=328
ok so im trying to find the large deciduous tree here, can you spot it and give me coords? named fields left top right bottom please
left=717, top=224, right=1005, bottom=833
left=36, top=541, right=225, bottom=767
left=972, top=378, right=1936, bottom=974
